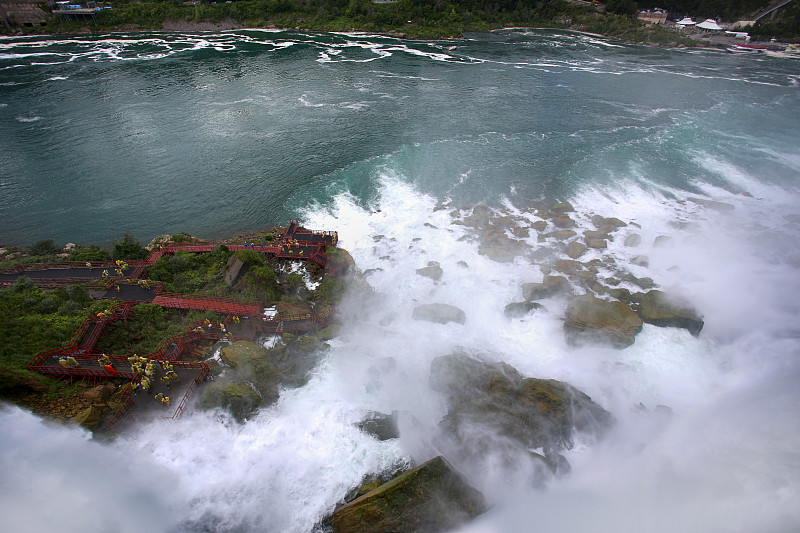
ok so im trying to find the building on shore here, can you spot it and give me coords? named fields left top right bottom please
left=637, top=9, right=667, bottom=25
left=0, top=0, right=50, bottom=27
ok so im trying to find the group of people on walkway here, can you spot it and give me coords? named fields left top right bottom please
left=128, top=354, right=179, bottom=394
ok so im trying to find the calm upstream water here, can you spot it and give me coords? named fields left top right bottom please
left=2, top=29, right=800, bottom=533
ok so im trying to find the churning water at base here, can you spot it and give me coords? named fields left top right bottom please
left=2, top=29, right=800, bottom=533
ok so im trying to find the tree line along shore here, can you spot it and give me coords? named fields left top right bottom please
left=3, top=0, right=798, bottom=44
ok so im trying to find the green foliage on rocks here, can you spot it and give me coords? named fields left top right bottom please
left=148, top=247, right=234, bottom=295
left=67, top=245, right=110, bottom=262
left=27, top=239, right=61, bottom=258
left=113, top=231, right=148, bottom=260
left=93, top=303, right=199, bottom=356
left=331, top=456, right=488, bottom=533
left=0, top=279, right=88, bottom=391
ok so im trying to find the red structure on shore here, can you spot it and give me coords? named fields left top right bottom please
left=14, top=221, right=341, bottom=426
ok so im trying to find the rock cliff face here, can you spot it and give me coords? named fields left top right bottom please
left=330, top=456, right=488, bottom=533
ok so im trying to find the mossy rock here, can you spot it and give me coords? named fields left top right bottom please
left=357, top=411, right=401, bottom=441
left=430, top=354, right=613, bottom=453
left=266, top=343, right=290, bottom=363
left=551, top=201, right=576, bottom=214
left=200, top=381, right=262, bottom=422
left=298, top=335, right=322, bottom=352
left=220, top=341, right=281, bottom=400
left=331, top=456, right=488, bottom=533
left=70, top=405, right=104, bottom=429
left=637, top=290, right=704, bottom=336
left=564, top=294, right=642, bottom=348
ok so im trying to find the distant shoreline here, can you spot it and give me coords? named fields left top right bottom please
left=1, top=21, right=720, bottom=50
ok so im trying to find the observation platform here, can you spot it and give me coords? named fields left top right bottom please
left=18, top=221, right=341, bottom=427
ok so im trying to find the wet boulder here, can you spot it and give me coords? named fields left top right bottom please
left=636, top=290, right=704, bottom=336
left=219, top=341, right=281, bottom=402
left=564, top=294, right=643, bottom=348
left=624, top=233, right=642, bottom=247
left=477, top=224, right=530, bottom=263
left=331, top=456, right=488, bottom=533
left=70, top=405, right=104, bottom=429
left=504, top=301, right=544, bottom=318
left=199, top=381, right=262, bottom=422
left=522, top=275, right=568, bottom=301
left=566, top=241, right=587, bottom=259
left=80, top=382, right=117, bottom=403
left=416, top=261, right=443, bottom=281
left=430, top=354, right=613, bottom=453
left=551, top=201, right=576, bottom=214
left=357, top=411, right=401, bottom=441
left=413, top=303, right=466, bottom=325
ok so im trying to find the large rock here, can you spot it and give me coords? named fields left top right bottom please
left=219, top=341, right=281, bottom=401
left=522, top=275, right=568, bottom=301
left=504, top=301, right=544, bottom=318
left=477, top=225, right=529, bottom=263
left=413, top=304, right=466, bottom=325
left=331, top=456, right=488, bottom=533
left=564, top=294, right=643, bottom=348
left=624, top=233, right=642, bottom=247
left=80, top=383, right=116, bottom=402
left=199, top=381, right=262, bottom=422
left=70, top=405, right=104, bottom=429
left=566, top=241, right=587, bottom=259
left=430, top=354, right=613, bottom=453
left=0, top=368, right=48, bottom=397
left=551, top=201, right=576, bottom=214
left=416, top=262, right=443, bottom=281
left=357, top=411, right=401, bottom=441
left=636, top=290, right=704, bottom=336
left=224, top=255, right=248, bottom=287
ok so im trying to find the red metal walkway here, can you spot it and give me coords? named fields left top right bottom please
left=2, top=221, right=342, bottom=286
left=151, top=293, right=263, bottom=316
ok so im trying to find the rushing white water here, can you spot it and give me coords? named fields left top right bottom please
left=4, top=169, right=800, bottom=532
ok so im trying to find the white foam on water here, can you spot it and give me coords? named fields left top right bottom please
left=0, top=404, right=181, bottom=533
left=299, top=169, right=800, bottom=527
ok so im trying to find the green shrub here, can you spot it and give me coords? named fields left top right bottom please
left=28, top=239, right=60, bottom=257
left=68, top=245, right=109, bottom=262
left=113, top=231, right=148, bottom=260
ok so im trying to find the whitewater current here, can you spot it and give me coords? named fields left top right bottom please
left=1, top=29, right=800, bottom=533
